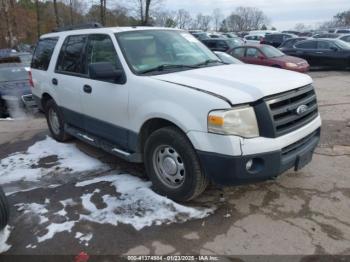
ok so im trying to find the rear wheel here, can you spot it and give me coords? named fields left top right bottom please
left=144, top=126, right=209, bottom=202
left=44, top=99, right=70, bottom=142
left=0, top=98, right=9, bottom=118
left=0, top=187, right=9, bottom=230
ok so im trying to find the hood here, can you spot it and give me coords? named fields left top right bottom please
left=272, top=55, right=308, bottom=64
left=151, top=64, right=312, bottom=105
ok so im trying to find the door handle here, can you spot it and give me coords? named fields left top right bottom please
left=52, top=78, right=58, bottom=85
left=83, top=85, right=92, bottom=94
left=315, top=51, right=323, bottom=54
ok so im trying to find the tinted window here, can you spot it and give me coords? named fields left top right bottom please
left=246, top=48, right=260, bottom=58
left=86, top=34, right=121, bottom=81
left=217, top=41, right=228, bottom=48
left=337, top=30, right=350, bottom=34
left=231, top=47, right=245, bottom=58
left=317, top=41, right=333, bottom=49
left=31, top=38, right=58, bottom=70
left=340, top=36, right=350, bottom=42
left=56, top=35, right=87, bottom=74
left=295, top=41, right=317, bottom=49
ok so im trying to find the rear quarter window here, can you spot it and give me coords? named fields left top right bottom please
left=31, top=38, right=58, bottom=70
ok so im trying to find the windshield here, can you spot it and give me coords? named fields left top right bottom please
left=115, top=30, right=220, bottom=74
left=260, top=45, right=285, bottom=58
left=0, top=67, right=28, bottom=82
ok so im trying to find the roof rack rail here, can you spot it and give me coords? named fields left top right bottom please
left=53, top=22, right=103, bottom=32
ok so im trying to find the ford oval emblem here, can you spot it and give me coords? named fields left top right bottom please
left=296, top=105, right=309, bottom=115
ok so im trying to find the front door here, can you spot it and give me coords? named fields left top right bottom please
left=80, top=34, right=129, bottom=149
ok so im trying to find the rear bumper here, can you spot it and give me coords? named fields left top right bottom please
left=197, top=128, right=320, bottom=185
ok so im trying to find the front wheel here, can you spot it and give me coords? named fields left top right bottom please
left=144, top=127, right=209, bottom=202
left=0, top=187, right=9, bottom=230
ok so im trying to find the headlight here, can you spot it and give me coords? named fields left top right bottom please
left=208, top=106, right=259, bottom=138
left=286, top=62, right=298, bottom=68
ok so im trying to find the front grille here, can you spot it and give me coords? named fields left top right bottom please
left=265, top=85, right=318, bottom=137
left=282, top=129, right=319, bottom=157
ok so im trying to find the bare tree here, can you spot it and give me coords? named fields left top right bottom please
left=35, top=0, right=40, bottom=38
left=212, top=8, right=222, bottom=31
left=53, top=0, right=60, bottom=27
left=175, top=9, right=192, bottom=29
left=132, top=0, right=162, bottom=25
left=192, top=13, right=211, bottom=31
left=154, top=10, right=177, bottom=27
left=224, top=7, right=269, bottom=32
left=0, top=0, right=14, bottom=47
left=100, top=0, right=106, bottom=25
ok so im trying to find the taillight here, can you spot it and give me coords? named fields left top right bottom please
left=29, top=71, right=34, bottom=88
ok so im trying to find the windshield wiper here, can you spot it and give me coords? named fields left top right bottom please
left=139, top=64, right=198, bottom=74
left=193, top=59, right=224, bottom=67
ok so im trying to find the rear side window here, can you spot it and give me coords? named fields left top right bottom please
left=56, top=35, right=88, bottom=74
left=246, top=48, right=260, bottom=58
left=231, top=47, right=245, bottom=58
left=317, top=41, right=333, bottom=49
left=295, top=41, right=317, bottom=49
left=31, top=38, right=58, bottom=70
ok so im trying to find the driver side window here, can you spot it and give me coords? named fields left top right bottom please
left=246, top=48, right=260, bottom=58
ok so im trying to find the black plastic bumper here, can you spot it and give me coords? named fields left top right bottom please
left=197, top=128, right=321, bottom=186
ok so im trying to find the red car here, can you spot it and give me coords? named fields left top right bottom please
left=228, top=44, right=310, bottom=73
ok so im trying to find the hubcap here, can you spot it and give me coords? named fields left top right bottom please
left=152, top=145, right=185, bottom=189
left=49, top=108, right=60, bottom=135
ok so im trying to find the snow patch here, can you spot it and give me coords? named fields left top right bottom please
left=75, top=232, right=93, bottom=246
left=0, top=136, right=107, bottom=185
left=78, top=174, right=214, bottom=230
left=16, top=203, right=49, bottom=224
left=37, top=221, right=75, bottom=243
left=0, top=226, right=12, bottom=253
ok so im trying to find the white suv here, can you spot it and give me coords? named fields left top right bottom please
left=30, top=26, right=322, bottom=201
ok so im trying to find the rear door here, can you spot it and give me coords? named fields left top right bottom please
left=80, top=34, right=129, bottom=149
left=294, top=40, right=318, bottom=66
left=53, top=34, right=88, bottom=130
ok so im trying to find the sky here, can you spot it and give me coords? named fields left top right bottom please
left=162, top=0, right=350, bottom=30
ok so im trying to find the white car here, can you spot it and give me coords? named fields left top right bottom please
left=31, top=26, right=321, bottom=201
left=244, top=34, right=265, bottom=44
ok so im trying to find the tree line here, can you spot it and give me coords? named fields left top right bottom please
left=0, top=0, right=349, bottom=49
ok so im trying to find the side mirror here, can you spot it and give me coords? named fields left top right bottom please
left=258, top=55, right=265, bottom=59
left=330, top=46, right=338, bottom=52
left=89, top=62, right=124, bottom=82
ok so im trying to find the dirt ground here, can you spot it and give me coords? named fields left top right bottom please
left=0, top=71, right=349, bottom=260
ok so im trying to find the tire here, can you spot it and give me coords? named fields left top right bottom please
left=144, top=126, right=209, bottom=202
left=0, top=98, right=9, bottom=118
left=0, top=187, right=9, bottom=230
left=44, top=99, right=70, bottom=142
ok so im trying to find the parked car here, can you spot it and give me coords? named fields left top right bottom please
left=335, top=29, right=350, bottom=34
left=282, top=30, right=300, bottom=35
left=279, top=37, right=310, bottom=51
left=244, top=34, right=264, bottom=44
left=282, top=39, right=350, bottom=69
left=0, top=61, right=35, bottom=117
left=192, top=32, right=210, bottom=41
left=261, top=33, right=297, bottom=48
left=31, top=27, right=321, bottom=201
left=228, top=44, right=309, bottom=72
left=0, top=187, right=9, bottom=230
left=313, top=33, right=340, bottom=39
left=222, top=33, right=238, bottom=38
left=214, top=51, right=243, bottom=64
left=338, top=34, right=350, bottom=43
left=10, top=52, right=32, bottom=67
left=202, top=38, right=244, bottom=52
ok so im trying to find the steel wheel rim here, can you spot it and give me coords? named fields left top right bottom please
left=49, top=108, right=60, bottom=135
left=152, top=145, right=186, bottom=189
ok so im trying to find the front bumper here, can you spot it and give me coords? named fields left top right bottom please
left=198, top=128, right=320, bottom=185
